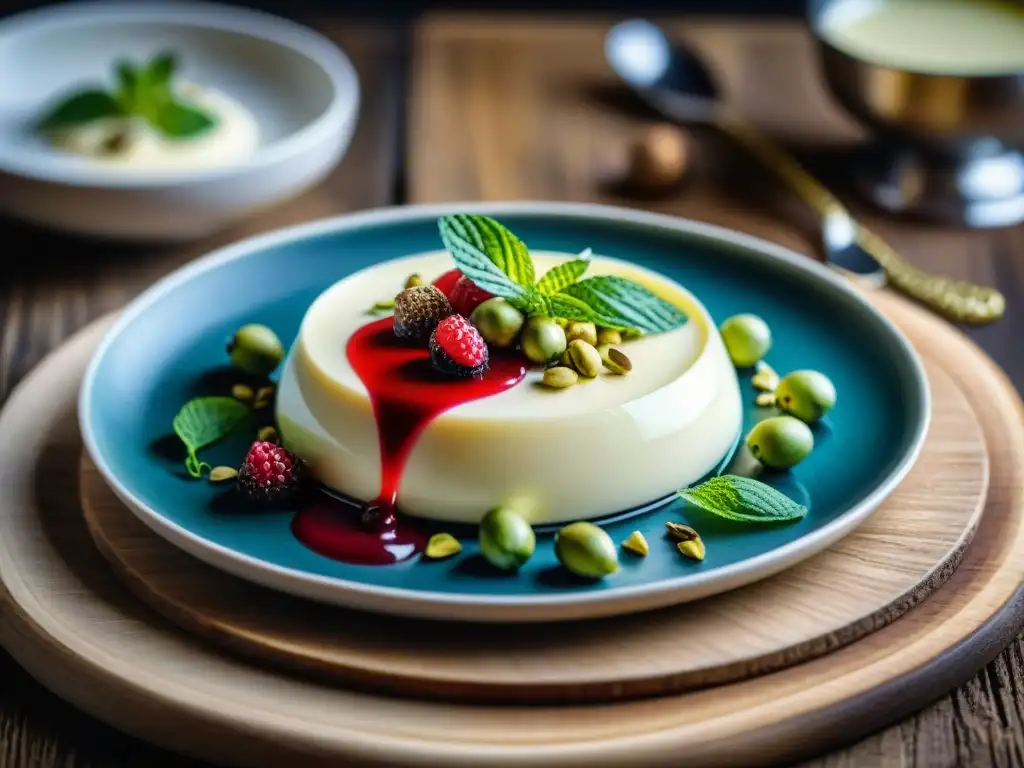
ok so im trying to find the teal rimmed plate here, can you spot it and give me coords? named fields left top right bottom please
left=79, top=202, right=929, bottom=622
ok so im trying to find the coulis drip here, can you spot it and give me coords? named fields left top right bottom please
left=291, top=316, right=527, bottom=565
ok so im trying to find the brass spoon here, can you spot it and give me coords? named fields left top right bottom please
left=605, top=19, right=1005, bottom=325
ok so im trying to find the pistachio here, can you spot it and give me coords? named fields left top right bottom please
left=755, top=392, right=777, bottom=407
left=746, top=415, right=814, bottom=470
left=720, top=314, right=772, bottom=368
left=253, top=385, right=275, bottom=409
left=471, top=298, right=525, bottom=348
left=209, top=466, right=238, bottom=483
left=232, top=384, right=254, bottom=401
left=751, top=361, right=780, bottom=392
left=404, top=273, right=424, bottom=289
left=559, top=349, right=573, bottom=366
left=227, top=324, right=284, bottom=377
left=597, top=328, right=622, bottom=345
left=775, top=370, right=837, bottom=425
left=424, top=532, right=462, bottom=559
left=479, top=507, right=535, bottom=570
left=665, top=521, right=700, bottom=542
left=368, top=299, right=396, bottom=314
left=599, top=345, right=632, bottom=375
left=555, top=522, right=619, bottom=578
left=620, top=328, right=644, bottom=340
left=677, top=538, right=706, bottom=561
left=521, top=317, right=567, bottom=364
left=564, top=321, right=598, bottom=346
left=622, top=530, right=649, bottom=556
left=257, top=426, right=279, bottom=443
left=554, top=317, right=569, bottom=328
left=567, top=339, right=602, bottom=378
left=542, top=366, right=579, bottom=389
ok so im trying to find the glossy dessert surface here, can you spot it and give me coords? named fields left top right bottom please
left=277, top=250, right=742, bottom=524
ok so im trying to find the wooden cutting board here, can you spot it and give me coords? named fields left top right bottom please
left=0, top=290, right=1021, bottom=767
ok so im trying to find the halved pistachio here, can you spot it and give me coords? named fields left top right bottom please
left=677, top=539, right=706, bottom=561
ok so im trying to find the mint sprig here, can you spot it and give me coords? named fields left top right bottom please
left=679, top=475, right=807, bottom=524
left=172, top=397, right=249, bottom=478
left=38, top=51, right=216, bottom=140
left=437, top=215, right=687, bottom=334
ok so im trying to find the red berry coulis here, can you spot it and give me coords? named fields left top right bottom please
left=291, top=316, right=527, bottom=565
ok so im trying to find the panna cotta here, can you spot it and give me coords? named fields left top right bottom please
left=276, top=250, right=742, bottom=526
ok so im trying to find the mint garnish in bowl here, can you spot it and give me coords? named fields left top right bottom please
left=37, top=51, right=217, bottom=141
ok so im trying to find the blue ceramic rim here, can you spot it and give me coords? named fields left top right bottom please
left=0, top=0, right=360, bottom=188
left=79, top=201, right=931, bottom=612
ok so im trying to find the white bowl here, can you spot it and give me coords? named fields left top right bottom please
left=0, top=1, right=360, bottom=240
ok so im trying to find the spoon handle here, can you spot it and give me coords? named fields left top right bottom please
left=713, top=110, right=1006, bottom=325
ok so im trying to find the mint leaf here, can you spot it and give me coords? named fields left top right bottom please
left=37, top=90, right=122, bottom=131
left=114, top=62, right=138, bottom=102
left=679, top=475, right=807, bottom=523
left=536, top=258, right=589, bottom=295
left=172, top=397, right=249, bottom=478
left=155, top=100, right=217, bottom=140
left=546, top=293, right=603, bottom=323
left=438, top=215, right=531, bottom=303
left=560, top=275, right=686, bottom=333
left=507, top=287, right=551, bottom=316
left=147, top=52, right=177, bottom=86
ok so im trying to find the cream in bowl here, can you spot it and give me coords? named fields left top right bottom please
left=276, top=244, right=743, bottom=526
left=817, top=0, right=1024, bottom=76
left=38, top=51, right=260, bottom=171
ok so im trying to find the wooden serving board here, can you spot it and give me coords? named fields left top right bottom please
left=1, top=291, right=1022, bottom=768
left=76, top=344, right=986, bottom=704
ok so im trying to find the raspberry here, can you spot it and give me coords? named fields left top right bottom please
left=432, top=268, right=463, bottom=300
left=429, top=315, right=489, bottom=377
left=393, top=285, right=453, bottom=341
left=449, top=275, right=494, bottom=317
left=236, top=441, right=305, bottom=507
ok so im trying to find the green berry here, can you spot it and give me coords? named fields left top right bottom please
left=745, top=416, right=814, bottom=470
left=554, top=521, right=619, bottom=579
left=720, top=314, right=772, bottom=368
left=520, top=316, right=567, bottom=365
left=775, top=370, right=837, bottom=424
left=227, top=324, right=284, bottom=377
left=470, top=298, right=525, bottom=348
left=478, top=507, right=535, bottom=571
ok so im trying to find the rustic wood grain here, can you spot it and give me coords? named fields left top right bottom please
left=0, top=293, right=1021, bottom=768
left=75, top=349, right=986, bottom=705
left=407, top=15, right=1024, bottom=768
left=0, top=22, right=399, bottom=768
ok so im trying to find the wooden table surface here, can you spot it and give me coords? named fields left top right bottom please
left=1, top=14, right=1023, bottom=768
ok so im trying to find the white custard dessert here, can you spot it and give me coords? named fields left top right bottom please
left=276, top=251, right=743, bottom=525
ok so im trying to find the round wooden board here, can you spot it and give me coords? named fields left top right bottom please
left=0, top=291, right=1021, bottom=768
left=77, top=350, right=988, bottom=704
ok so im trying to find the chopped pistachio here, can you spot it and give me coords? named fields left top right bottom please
left=424, top=533, right=462, bottom=559
left=209, top=466, right=238, bottom=483
left=231, top=384, right=254, bottom=401
left=257, top=425, right=279, bottom=443
left=621, top=530, right=649, bottom=556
